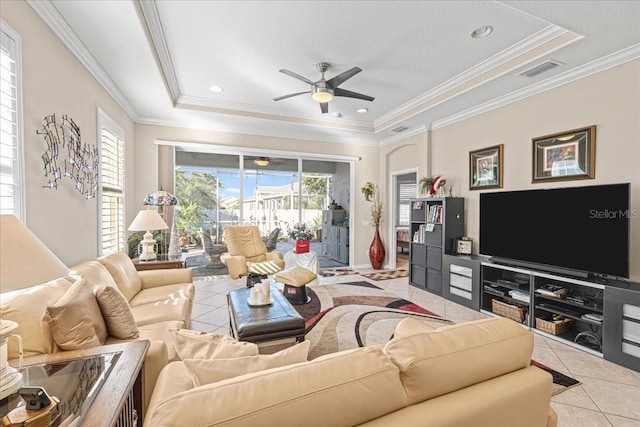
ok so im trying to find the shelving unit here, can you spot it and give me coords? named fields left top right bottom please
left=481, top=262, right=605, bottom=356
left=321, top=209, right=348, bottom=264
left=409, top=197, right=464, bottom=295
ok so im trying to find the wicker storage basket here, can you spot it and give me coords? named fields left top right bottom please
left=491, top=299, right=526, bottom=323
left=535, top=316, right=573, bottom=335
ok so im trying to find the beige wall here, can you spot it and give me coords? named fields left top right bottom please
left=134, top=124, right=380, bottom=266
left=2, top=2, right=136, bottom=267
left=387, top=59, right=640, bottom=281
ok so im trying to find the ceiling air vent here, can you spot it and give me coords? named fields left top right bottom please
left=391, top=126, right=409, bottom=133
left=519, top=60, right=563, bottom=78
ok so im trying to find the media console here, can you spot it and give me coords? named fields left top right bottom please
left=476, top=261, right=640, bottom=371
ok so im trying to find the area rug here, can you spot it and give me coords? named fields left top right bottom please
left=318, top=268, right=359, bottom=277
left=359, top=269, right=408, bottom=281
left=293, top=280, right=579, bottom=395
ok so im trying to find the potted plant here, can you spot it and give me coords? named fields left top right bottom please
left=361, top=181, right=385, bottom=269
left=289, top=223, right=314, bottom=253
left=419, top=176, right=434, bottom=197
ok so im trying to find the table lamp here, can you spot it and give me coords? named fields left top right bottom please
left=128, top=210, right=168, bottom=261
left=0, top=319, right=23, bottom=399
left=143, top=189, right=179, bottom=258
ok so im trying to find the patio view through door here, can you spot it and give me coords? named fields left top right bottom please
left=173, top=149, right=351, bottom=276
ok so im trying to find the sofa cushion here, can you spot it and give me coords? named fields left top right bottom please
left=392, top=317, right=438, bottom=339
left=383, top=317, right=533, bottom=405
left=0, top=277, right=72, bottom=359
left=183, top=340, right=311, bottom=386
left=145, top=347, right=407, bottom=427
left=129, top=283, right=194, bottom=307
left=67, top=259, right=118, bottom=290
left=98, top=251, right=141, bottom=302
left=95, top=284, right=139, bottom=339
left=43, top=278, right=108, bottom=351
left=170, top=329, right=258, bottom=360
left=130, top=299, right=191, bottom=327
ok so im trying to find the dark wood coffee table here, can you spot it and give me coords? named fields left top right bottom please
left=227, top=286, right=305, bottom=352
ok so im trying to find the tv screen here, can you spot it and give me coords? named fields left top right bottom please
left=480, top=183, right=630, bottom=278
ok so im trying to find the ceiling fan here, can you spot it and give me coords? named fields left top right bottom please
left=273, top=62, right=374, bottom=114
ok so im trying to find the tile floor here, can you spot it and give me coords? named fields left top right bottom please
left=189, top=269, right=640, bottom=427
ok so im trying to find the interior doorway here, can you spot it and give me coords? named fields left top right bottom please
left=389, top=169, right=417, bottom=270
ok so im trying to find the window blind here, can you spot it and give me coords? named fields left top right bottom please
left=99, top=113, right=125, bottom=255
left=0, top=23, right=23, bottom=219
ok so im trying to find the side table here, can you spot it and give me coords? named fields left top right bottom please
left=132, top=252, right=188, bottom=271
left=4, top=341, right=149, bottom=427
left=284, top=250, right=319, bottom=274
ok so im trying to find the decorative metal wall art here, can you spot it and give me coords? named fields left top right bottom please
left=36, top=114, right=99, bottom=199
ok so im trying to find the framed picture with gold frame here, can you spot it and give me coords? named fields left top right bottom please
left=469, top=144, right=503, bottom=190
left=532, top=126, right=596, bottom=183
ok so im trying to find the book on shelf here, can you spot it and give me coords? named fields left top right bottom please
left=536, top=284, right=568, bottom=298
left=509, top=289, right=530, bottom=303
left=427, top=205, right=443, bottom=223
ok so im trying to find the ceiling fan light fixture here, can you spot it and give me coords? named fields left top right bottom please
left=254, top=157, right=270, bottom=167
left=312, top=87, right=334, bottom=103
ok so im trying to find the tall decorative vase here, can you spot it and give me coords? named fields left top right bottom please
left=369, top=227, right=385, bottom=270
left=167, top=214, right=181, bottom=260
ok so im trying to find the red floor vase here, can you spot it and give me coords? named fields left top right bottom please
left=369, top=228, right=385, bottom=270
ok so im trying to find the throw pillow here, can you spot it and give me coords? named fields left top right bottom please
left=170, top=329, right=258, bottom=360
left=43, top=278, right=108, bottom=350
left=94, top=285, right=139, bottom=339
left=183, top=340, right=311, bottom=386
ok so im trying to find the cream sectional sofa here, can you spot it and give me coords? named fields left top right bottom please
left=1, top=251, right=194, bottom=409
left=144, top=317, right=558, bottom=427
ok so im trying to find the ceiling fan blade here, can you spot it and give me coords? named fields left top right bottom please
left=279, top=69, right=315, bottom=85
left=334, top=87, right=375, bottom=101
left=273, top=91, right=311, bottom=101
left=326, top=67, right=362, bottom=89
left=320, top=102, right=329, bottom=114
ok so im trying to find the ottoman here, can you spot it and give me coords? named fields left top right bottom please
left=227, top=286, right=305, bottom=352
left=274, top=267, right=317, bottom=305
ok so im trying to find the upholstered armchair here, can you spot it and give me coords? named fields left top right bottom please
left=223, top=226, right=285, bottom=279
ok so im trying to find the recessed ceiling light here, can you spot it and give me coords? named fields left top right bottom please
left=331, top=112, right=342, bottom=117
left=209, top=86, right=224, bottom=93
left=471, top=25, right=493, bottom=39
left=356, top=108, right=368, bottom=113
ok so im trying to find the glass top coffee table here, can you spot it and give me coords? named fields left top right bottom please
left=1, top=341, right=148, bottom=427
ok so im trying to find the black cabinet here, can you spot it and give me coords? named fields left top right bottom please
left=408, top=197, right=464, bottom=295
left=604, top=284, right=640, bottom=371
left=442, top=255, right=486, bottom=311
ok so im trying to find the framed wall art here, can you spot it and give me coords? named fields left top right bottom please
left=532, top=125, right=595, bottom=183
left=469, top=144, right=503, bottom=190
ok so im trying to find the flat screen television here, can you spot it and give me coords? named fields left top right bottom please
left=480, top=183, right=630, bottom=278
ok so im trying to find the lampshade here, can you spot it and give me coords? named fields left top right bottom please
left=254, top=157, right=270, bottom=167
left=312, top=88, right=333, bottom=103
left=0, top=215, right=69, bottom=292
left=143, top=190, right=178, bottom=206
left=128, top=210, right=169, bottom=232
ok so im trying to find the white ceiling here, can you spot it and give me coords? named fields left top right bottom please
left=29, top=1, right=640, bottom=146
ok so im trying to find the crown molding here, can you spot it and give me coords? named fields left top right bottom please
left=177, top=95, right=373, bottom=131
left=136, top=0, right=181, bottom=103
left=374, top=25, right=570, bottom=131
left=27, top=0, right=139, bottom=121
left=135, top=115, right=380, bottom=147
left=378, top=125, right=427, bottom=147
left=431, top=43, right=640, bottom=130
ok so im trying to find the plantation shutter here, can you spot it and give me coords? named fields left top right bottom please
left=99, top=112, right=125, bottom=255
left=398, top=182, right=416, bottom=226
left=0, top=24, right=23, bottom=219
